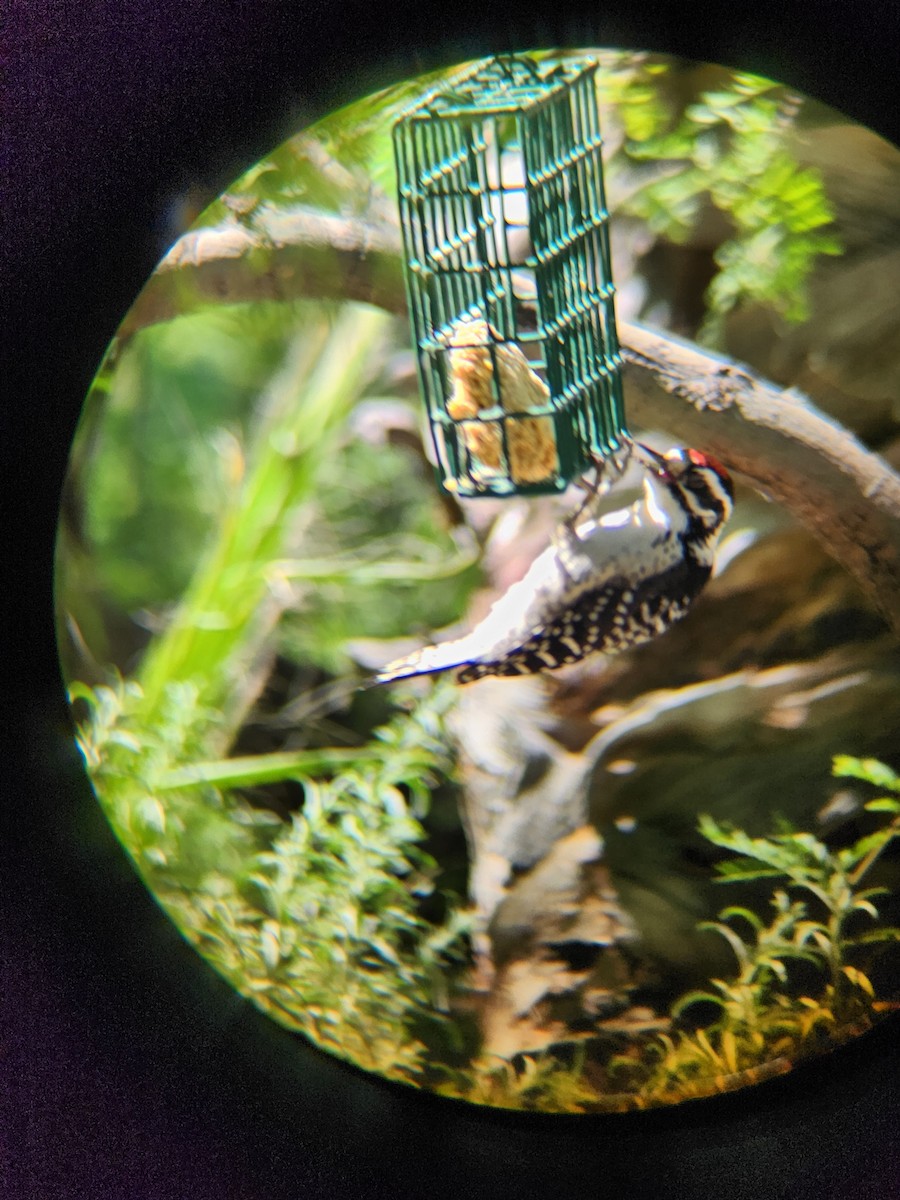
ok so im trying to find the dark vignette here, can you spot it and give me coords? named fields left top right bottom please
left=3, top=2, right=899, bottom=1197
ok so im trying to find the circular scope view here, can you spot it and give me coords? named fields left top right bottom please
left=56, top=50, right=900, bottom=1112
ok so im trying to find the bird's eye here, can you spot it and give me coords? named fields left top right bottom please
left=661, top=447, right=690, bottom=476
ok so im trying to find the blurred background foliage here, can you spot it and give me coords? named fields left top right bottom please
left=57, top=51, right=900, bottom=1110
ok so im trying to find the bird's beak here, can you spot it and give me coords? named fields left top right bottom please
left=635, top=442, right=669, bottom=473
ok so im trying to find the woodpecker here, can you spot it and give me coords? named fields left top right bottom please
left=375, top=443, right=734, bottom=685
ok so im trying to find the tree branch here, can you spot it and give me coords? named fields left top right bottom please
left=117, top=212, right=900, bottom=633
left=619, top=322, right=900, bottom=632
left=118, top=207, right=407, bottom=338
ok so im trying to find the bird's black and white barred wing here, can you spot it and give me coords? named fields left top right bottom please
left=374, top=484, right=683, bottom=685
left=374, top=539, right=572, bottom=683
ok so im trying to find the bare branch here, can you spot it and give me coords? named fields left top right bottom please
left=116, top=212, right=900, bottom=633
left=118, top=208, right=406, bottom=338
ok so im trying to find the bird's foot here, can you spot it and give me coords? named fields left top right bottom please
left=566, top=440, right=634, bottom=529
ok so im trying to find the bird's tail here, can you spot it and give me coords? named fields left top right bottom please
left=374, top=636, right=471, bottom=684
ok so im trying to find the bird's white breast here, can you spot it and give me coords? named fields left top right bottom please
left=565, top=475, right=685, bottom=584
left=458, top=476, right=685, bottom=663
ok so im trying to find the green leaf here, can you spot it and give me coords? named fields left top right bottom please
left=68, top=680, right=102, bottom=706
left=848, top=927, right=900, bottom=946
left=699, top=921, right=752, bottom=968
left=843, top=831, right=897, bottom=868
left=850, top=898, right=882, bottom=920
left=714, top=863, right=787, bottom=883
left=718, top=906, right=765, bottom=932
left=841, top=966, right=875, bottom=997
left=260, top=921, right=282, bottom=971
left=136, top=796, right=167, bottom=835
left=833, top=756, right=900, bottom=792
left=865, top=798, right=900, bottom=815
left=671, top=990, right=725, bottom=1018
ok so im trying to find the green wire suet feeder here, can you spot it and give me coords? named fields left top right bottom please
left=393, top=54, right=628, bottom=499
